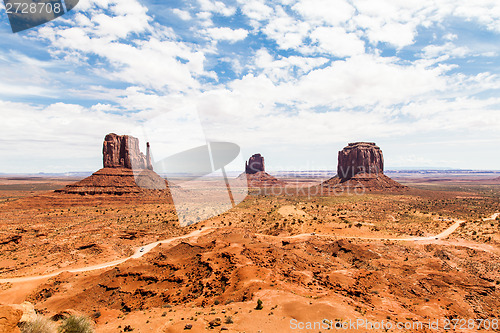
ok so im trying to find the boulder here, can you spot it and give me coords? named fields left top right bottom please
left=0, top=305, right=22, bottom=333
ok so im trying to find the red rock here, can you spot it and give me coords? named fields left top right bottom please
left=239, top=171, right=285, bottom=188
left=103, top=133, right=152, bottom=170
left=57, top=134, right=169, bottom=196
left=337, top=142, right=383, bottom=180
left=323, top=142, right=406, bottom=192
left=0, top=305, right=22, bottom=333
left=245, top=154, right=265, bottom=174
left=241, top=153, right=284, bottom=187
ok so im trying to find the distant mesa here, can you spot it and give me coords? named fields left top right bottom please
left=323, top=142, right=406, bottom=192
left=240, top=153, right=284, bottom=187
left=56, top=133, right=169, bottom=196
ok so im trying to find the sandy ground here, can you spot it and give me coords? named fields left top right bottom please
left=1, top=177, right=500, bottom=332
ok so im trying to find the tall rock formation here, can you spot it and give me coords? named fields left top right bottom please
left=337, top=142, right=384, bottom=180
left=323, top=142, right=406, bottom=192
left=103, top=133, right=152, bottom=170
left=57, top=134, right=168, bottom=196
left=245, top=154, right=265, bottom=174
left=240, top=153, right=284, bottom=187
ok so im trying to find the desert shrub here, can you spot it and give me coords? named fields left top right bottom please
left=58, top=315, right=94, bottom=333
left=20, top=315, right=57, bottom=333
left=255, top=299, right=263, bottom=310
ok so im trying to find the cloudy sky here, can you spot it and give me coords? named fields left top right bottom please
left=0, top=0, right=499, bottom=173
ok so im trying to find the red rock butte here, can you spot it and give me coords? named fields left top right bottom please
left=245, top=154, right=265, bottom=174
left=240, top=153, right=284, bottom=187
left=323, top=142, right=406, bottom=192
left=56, top=133, right=169, bottom=196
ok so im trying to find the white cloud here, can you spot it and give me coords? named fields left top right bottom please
left=198, top=0, right=236, bottom=17
left=254, top=49, right=329, bottom=81
left=292, top=0, right=355, bottom=25
left=173, top=8, right=192, bottom=21
left=422, top=42, right=471, bottom=59
left=238, top=0, right=273, bottom=24
left=263, top=7, right=311, bottom=50
left=0, top=100, right=133, bottom=172
left=290, top=54, right=448, bottom=107
left=310, top=27, right=365, bottom=58
left=2, top=0, right=500, bottom=172
left=203, top=27, right=249, bottom=43
left=36, top=1, right=211, bottom=93
left=454, top=0, right=500, bottom=32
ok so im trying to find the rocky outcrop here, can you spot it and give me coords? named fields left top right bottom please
left=322, top=142, right=406, bottom=192
left=57, top=167, right=169, bottom=196
left=57, top=134, right=168, bottom=196
left=337, top=142, right=383, bottom=180
left=103, top=133, right=153, bottom=170
left=0, top=305, right=22, bottom=333
left=240, top=154, right=284, bottom=187
left=239, top=171, right=285, bottom=188
left=245, top=154, right=265, bottom=174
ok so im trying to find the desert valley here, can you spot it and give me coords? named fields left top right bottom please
left=0, top=136, right=499, bottom=333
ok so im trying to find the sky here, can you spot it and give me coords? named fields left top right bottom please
left=0, top=0, right=499, bottom=173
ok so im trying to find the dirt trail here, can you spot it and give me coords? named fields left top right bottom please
left=0, top=227, right=213, bottom=284
left=1, top=213, right=498, bottom=284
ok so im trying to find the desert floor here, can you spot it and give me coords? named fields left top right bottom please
left=1, top=175, right=500, bottom=332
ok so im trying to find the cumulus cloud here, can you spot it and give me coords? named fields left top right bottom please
left=310, top=27, right=365, bottom=58
left=173, top=9, right=192, bottom=21
left=35, top=0, right=212, bottom=92
left=292, top=0, right=355, bottom=25
left=197, top=0, right=236, bottom=17
left=1, top=0, right=500, bottom=171
left=203, top=27, right=249, bottom=43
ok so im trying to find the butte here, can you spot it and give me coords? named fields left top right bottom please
left=56, top=133, right=170, bottom=196
left=322, top=142, right=406, bottom=192
left=238, top=153, right=285, bottom=187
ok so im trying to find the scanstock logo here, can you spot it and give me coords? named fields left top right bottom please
left=3, top=0, right=79, bottom=33
left=130, top=109, right=248, bottom=227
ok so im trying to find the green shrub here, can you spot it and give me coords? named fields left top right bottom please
left=20, top=315, right=57, bottom=333
left=58, top=315, right=94, bottom=333
left=255, top=299, right=263, bottom=310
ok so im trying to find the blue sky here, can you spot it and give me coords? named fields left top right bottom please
left=0, top=0, right=499, bottom=173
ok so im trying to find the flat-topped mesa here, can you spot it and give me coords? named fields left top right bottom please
left=245, top=153, right=265, bottom=174
left=103, top=133, right=153, bottom=170
left=337, top=142, right=384, bottom=180
left=322, top=141, right=406, bottom=192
